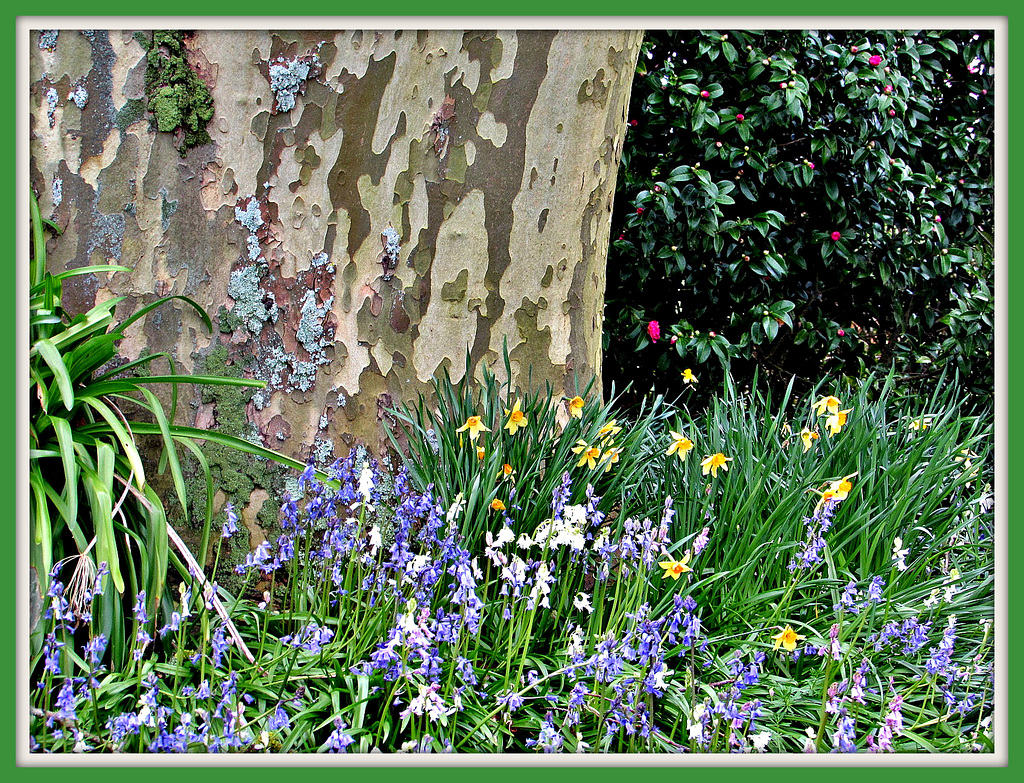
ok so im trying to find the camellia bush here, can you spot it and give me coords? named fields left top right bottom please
left=605, top=29, right=994, bottom=410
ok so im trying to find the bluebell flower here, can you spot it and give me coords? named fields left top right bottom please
left=269, top=704, right=291, bottom=732
left=496, top=689, right=524, bottom=713
left=133, top=590, right=148, bottom=625
left=326, top=718, right=355, bottom=752
left=525, top=712, right=564, bottom=752
left=222, top=503, right=239, bottom=538
left=211, top=624, right=230, bottom=668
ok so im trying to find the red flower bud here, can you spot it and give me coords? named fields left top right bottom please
left=869, top=55, right=882, bottom=66
left=838, top=329, right=845, bottom=336
left=736, top=113, right=745, bottom=121
left=701, top=90, right=710, bottom=98
left=831, top=231, right=841, bottom=241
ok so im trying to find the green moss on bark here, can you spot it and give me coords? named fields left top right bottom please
left=181, top=342, right=288, bottom=594
left=143, top=30, right=214, bottom=156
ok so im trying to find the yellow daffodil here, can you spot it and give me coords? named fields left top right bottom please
left=682, top=368, right=698, bottom=384
left=908, top=416, right=933, bottom=431
left=601, top=446, right=622, bottom=473
left=826, top=473, right=857, bottom=499
left=572, top=440, right=602, bottom=470
left=799, top=427, right=819, bottom=452
left=503, top=399, right=528, bottom=435
left=490, top=498, right=506, bottom=512
left=825, top=408, right=853, bottom=436
left=476, top=445, right=486, bottom=460
left=666, top=431, right=694, bottom=461
left=700, top=452, right=732, bottom=477
left=597, top=419, right=623, bottom=439
left=813, top=395, right=842, bottom=416
left=568, top=396, right=585, bottom=419
left=771, top=625, right=805, bottom=652
left=814, top=473, right=857, bottom=512
left=498, top=463, right=516, bottom=482
left=456, top=414, right=490, bottom=443
left=658, top=551, right=692, bottom=580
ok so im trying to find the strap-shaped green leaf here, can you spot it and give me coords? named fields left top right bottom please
left=34, top=338, right=74, bottom=411
left=81, top=398, right=146, bottom=489
left=82, top=462, right=124, bottom=595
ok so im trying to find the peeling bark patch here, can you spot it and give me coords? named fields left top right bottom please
left=160, top=190, right=178, bottom=232
left=431, top=95, right=456, bottom=155
left=538, top=207, right=549, bottom=234
left=577, top=68, right=610, bottom=106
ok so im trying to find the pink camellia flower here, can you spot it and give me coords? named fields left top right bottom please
left=807, top=162, right=815, bottom=169
left=647, top=320, right=661, bottom=341
left=889, top=109, right=896, bottom=117
left=636, top=207, right=644, bottom=215
left=736, top=113, right=745, bottom=121
left=869, top=55, right=882, bottom=66
left=838, top=329, right=845, bottom=336
left=884, top=84, right=893, bottom=94
left=671, top=335, right=678, bottom=345
left=831, top=231, right=841, bottom=241
left=709, top=331, right=716, bottom=338
left=934, top=215, right=942, bottom=223
left=780, top=82, right=788, bottom=89
left=850, top=46, right=858, bottom=53
left=701, top=90, right=710, bottom=98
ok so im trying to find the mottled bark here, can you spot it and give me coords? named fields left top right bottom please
left=29, top=28, right=640, bottom=509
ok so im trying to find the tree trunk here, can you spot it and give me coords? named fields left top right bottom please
left=29, top=27, right=640, bottom=536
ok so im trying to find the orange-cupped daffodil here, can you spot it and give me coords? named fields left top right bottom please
left=658, top=552, right=693, bottom=580
left=456, top=414, right=490, bottom=443
left=567, top=396, right=585, bottom=419
left=800, top=427, right=820, bottom=452
left=572, top=440, right=602, bottom=470
left=503, top=399, right=528, bottom=436
left=825, top=408, right=853, bottom=436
